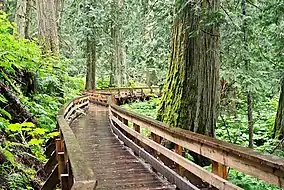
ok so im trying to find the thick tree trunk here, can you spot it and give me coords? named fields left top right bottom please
left=157, top=0, right=220, bottom=166
left=158, top=0, right=220, bottom=135
left=274, top=80, right=284, bottom=140
left=35, top=0, right=59, bottom=54
left=110, top=0, right=125, bottom=87
left=85, top=38, right=96, bottom=90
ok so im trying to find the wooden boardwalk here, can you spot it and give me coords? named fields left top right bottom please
left=71, top=104, right=175, bottom=190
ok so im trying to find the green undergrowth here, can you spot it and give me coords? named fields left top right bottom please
left=0, top=12, right=84, bottom=189
left=121, top=97, right=282, bottom=190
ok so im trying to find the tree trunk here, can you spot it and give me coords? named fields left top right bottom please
left=241, top=0, right=254, bottom=148
left=247, top=91, right=253, bottom=148
left=35, top=0, right=59, bottom=54
left=110, top=0, right=125, bottom=87
left=274, top=80, right=284, bottom=140
left=158, top=0, right=220, bottom=133
left=55, top=0, right=64, bottom=35
left=157, top=0, right=220, bottom=165
left=0, top=82, right=37, bottom=125
left=15, top=0, right=32, bottom=39
left=85, top=38, right=96, bottom=90
left=24, top=0, right=32, bottom=39
left=15, top=0, right=27, bottom=38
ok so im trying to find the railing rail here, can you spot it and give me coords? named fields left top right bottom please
left=42, top=96, right=96, bottom=190
left=91, top=90, right=284, bottom=189
left=42, top=87, right=284, bottom=190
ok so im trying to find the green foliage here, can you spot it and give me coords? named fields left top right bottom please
left=229, top=169, right=281, bottom=190
left=121, top=98, right=160, bottom=119
left=0, top=12, right=83, bottom=189
left=0, top=12, right=41, bottom=73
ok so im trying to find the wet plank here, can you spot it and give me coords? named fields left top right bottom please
left=71, top=104, right=175, bottom=190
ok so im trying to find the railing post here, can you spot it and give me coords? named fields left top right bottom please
left=212, top=161, right=228, bottom=179
left=175, top=144, right=185, bottom=176
left=133, top=123, right=140, bottom=145
left=56, top=138, right=71, bottom=190
left=151, top=133, right=162, bottom=158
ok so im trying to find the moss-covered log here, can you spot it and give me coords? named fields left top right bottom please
left=158, top=0, right=220, bottom=137
left=0, top=82, right=37, bottom=125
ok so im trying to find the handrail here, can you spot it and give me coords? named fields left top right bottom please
left=42, top=96, right=96, bottom=190
left=89, top=91, right=284, bottom=189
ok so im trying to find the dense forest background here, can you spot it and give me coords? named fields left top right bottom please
left=0, top=0, right=283, bottom=189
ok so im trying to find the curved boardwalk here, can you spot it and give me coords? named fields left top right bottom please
left=71, top=104, right=175, bottom=190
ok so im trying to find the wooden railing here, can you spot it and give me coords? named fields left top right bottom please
left=42, top=96, right=97, bottom=190
left=90, top=91, right=284, bottom=190
left=42, top=88, right=284, bottom=190
left=95, top=86, right=161, bottom=98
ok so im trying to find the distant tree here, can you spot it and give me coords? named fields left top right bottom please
left=85, top=36, right=96, bottom=90
left=15, top=0, right=32, bottom=39
left=274, top=79, right=284, bottom=140
left=158, top=0, right=220, bottom=139
left=35, top=0, right=59, bottom=54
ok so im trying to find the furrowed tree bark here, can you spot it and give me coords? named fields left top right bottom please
left=15, top=0, right=32, bottom=39
left=274, top=79, right=284, bottom=140
left=24, top=0, right=32, bottom=39
left=157, top=0, right=220, bottom=165
left=35, top=0, right=59, bottom=54
left=15, top=0, right=27, bottom=38
left=110, top=0, right=125, bottom=87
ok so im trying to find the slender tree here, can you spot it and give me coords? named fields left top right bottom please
left=241, top=0, right=254, bottom=148
left=158, top=0, right=220, bottom=137
left=85, top=37, right=96, bottom=90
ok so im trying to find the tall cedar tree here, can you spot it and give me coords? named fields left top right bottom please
left=158, top=0, right=220, bottom=142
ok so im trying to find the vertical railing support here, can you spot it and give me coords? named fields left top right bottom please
left=151, top=133, right=161, bottom=158
left=175, top=144, right=185, bottom=176
left=133, top=123, right=140, bottom=145
left=212, top=161, right=228, bottom=179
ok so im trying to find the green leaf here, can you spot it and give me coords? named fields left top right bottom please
left=0, top=108, right=11, bottom=120
left=0, top=94, right=7, bottom=103
left=28, top=139, right=44, bottom=146
left=21, top=122, right=35, bottom=128
left=48, top=132, right=59, bottom=138
left=2, top=149, right=15, bottom=165
left=7, top=123, right=22, bottom=132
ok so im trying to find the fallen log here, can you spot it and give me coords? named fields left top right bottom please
left=0, top=82, right=37, bottom=125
